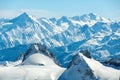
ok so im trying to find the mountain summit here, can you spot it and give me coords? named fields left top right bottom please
left=71, top=13, right=110, bottom=22
left=9, top=12, right=34, bottom=26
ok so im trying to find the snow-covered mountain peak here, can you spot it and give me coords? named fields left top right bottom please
left=88, top=13, right=98, bottom=19
left=9, top=12, right=37, bottom=26
left=70, top=13, right=110, bottom=26
left=80, top=13, right=102, bottom=21
left=11, top=12, right=31, bottom=21
left=88, top=13, right=111, bottom=22
left=55, top=16, right=72, bottom=29
left=71, top=13, right=97, bottom=21
left=59, top=53, right=97, bottom=80
left=59, top=53, right=120, bottom=80
left=71, top=13, right=110, bottom=22
left=20, top=12, right=29, bottom=17
left=22, top=43, right=53, bottom=61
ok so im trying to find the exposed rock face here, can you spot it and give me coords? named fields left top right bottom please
left=103, top=56, right=120, bottom=68
left=22, top=43, right=61, bottom=66
left=22, top=43, right=53, bottom=61
left=58, top=53, right=97, bottom=80
left=80, top=50, right=91, bottom=58
left=108, top=58, right=120, bottom=66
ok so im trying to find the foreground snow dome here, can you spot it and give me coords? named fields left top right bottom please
left=0, top=44, right=65, bottom=80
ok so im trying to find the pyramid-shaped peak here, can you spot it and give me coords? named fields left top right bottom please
left=9, top=12, right=34, bottom=25
left=20, top=12, right=29, bottom=17
left=14, top=12, right=31, bottom=20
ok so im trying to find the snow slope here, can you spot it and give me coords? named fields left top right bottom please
left=0, top=43, right=65, bottom=80
left=0, top=45, right=120, bottom=80
left=59, top=53, right=120, bottom=80
left=0, top=60, right=65, bottom=80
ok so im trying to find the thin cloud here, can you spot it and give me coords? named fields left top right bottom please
left=0, top=9, right=60, bottom=18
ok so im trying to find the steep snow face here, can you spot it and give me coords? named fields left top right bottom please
left=0, top=44, right=65, bottom=80
left=82, top=53, right=120, bottom=80
left=59, top=54, right=96, bottom=80
left=59, top=53, right=120, bottom=80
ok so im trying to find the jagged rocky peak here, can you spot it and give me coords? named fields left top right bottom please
left=27, top=43, right=47, bottom=53
left=22, top=43, right=54, bottom=62
left=79, top=49, right=91, bottom=58
left=59, top=53, right=96, bottom=80
left=21, top=43, right=62, bottom=67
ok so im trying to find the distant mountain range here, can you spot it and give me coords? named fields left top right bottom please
left=0, top=12, right=120, bottom=67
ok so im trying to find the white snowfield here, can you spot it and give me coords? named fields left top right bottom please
left=0, top=52, right=120, bottom=80
left=82, top=54, right=120, bottom=80
left=0, top=53, right=65, bottom=80
left=59, top=53, right=120, bottom=80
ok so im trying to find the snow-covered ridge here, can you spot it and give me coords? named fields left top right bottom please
left=0, top=12, right=120, bottom=67
left=0, top=45, right=120, bottom=80
left=59, top=52, right=120, bottom=80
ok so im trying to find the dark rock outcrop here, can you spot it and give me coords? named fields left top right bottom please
left=58, top=53, right=97, bottom=80
left=22, top=43, right=54, bottom=62
left=103, top=57, right=120, bottom=67
left=80, top=50, right=91, bottom=58
left=22, top=43, right=61, bottom=66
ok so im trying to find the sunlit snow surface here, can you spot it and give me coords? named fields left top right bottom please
left=59, top=53, right=120, bottom=80
left=0, top=53, right=65, bottom=80
left=0, top=53, right=120, bottom=80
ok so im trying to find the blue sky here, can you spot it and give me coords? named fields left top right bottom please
left=0, top=0, right=120, bottom=20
